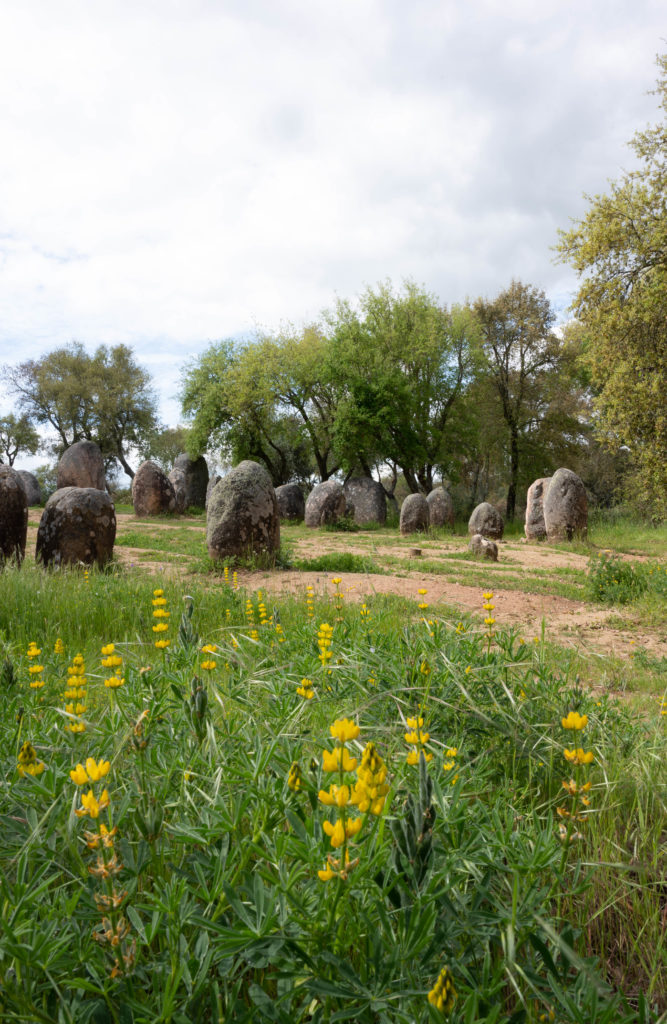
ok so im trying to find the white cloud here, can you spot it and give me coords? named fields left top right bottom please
left=1, top=0, right=664, bottom=425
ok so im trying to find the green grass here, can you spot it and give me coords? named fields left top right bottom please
left=0, top=562, right=665, bottom=1022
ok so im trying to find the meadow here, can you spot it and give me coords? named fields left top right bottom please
left=0, top=511, right=666, bottom=1023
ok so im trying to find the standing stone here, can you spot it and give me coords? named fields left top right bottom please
left=304, top=480, right=346, bottom=528
left=205, top=474, right=221, bottom=508
left=168, top=467, right=188, bottom=514
left=172, top=453, right=209, bottom=508
left=57, top=440, right=106, bottom=491
left=468, top=533, right=499, bottom=561
left=207, top=460, right=280, bottom=559
left=468, top=502, right=504, bottom=540
left=400, top=493, right=430, bottom=535
left=525, top=477, right=552, bottom=541
left=0, top=465, right=28, bottom=564
left=131, top=461, right=177, bottom=516
left=275, top=482, right=305, bottom=521
left=344, top=477, right=386, bottom=526
left=16, top=470, right=42, bottom=506
left=427, top=486, right=455, bottom=528
left=543, top=468, right=588, bottom=541
left=36, top=487, right=116, bottom=568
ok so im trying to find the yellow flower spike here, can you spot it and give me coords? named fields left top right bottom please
left=101, top=643, right=115, bottom=656
left=428, top=966, right=457, bottom=1014
left=153, top=588, right=164, bottom=597
left=331, top=577, right=342, bottom=586
left=152, top=622, right=169, bottom=633
left=70, top=763, right=89, bottom=785
left=28, top=664, right=44, bottom=674
left=482, top=591, right=493, bottom=600
left=406, top=716, right=424, bottom=729
left=445, top=747, right=458, bottom=758
left=85, top=758, right=110, bottom=782
left=443, top=760, right=456, bottom=771
left=287, top=762, right=302, bottom=792
left=561, top=710, right=588, bottom=731
left=200, top=660, right=217, bottom=671
left=318, top=784, right=351, bottom=807
left=330, top=718, right=360, bottom=744
left=345, top=817, right=362, bottom=839
left=54, top=638, right=65, bottom=654
left=104, top=676, right=125, bottom=689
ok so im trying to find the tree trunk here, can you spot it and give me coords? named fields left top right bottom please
left=507, top=430, right=519, bottom=522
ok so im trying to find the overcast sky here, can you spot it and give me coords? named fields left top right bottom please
left=1, top=0, right=665, bottom=437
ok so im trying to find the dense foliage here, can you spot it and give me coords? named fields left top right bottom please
left=557, top=55, right=667, bottom=521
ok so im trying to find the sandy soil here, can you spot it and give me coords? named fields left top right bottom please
left=25, top=514, right=665, bottom=662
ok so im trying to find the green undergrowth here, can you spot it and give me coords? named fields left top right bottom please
left=0, top=564, right=665, bottom=1022
left=586, top=552, right=667, bottom=606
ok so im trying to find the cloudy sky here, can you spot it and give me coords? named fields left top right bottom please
left=1, top=0, right=665, bottom=435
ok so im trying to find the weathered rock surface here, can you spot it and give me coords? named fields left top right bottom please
left=304, top=480, right=346, bottom=528
left=16, top=470, right=42, bottom=506
left=543, top=468, right=588, bottom=542
left=207, top=460, right=280, bottom=559
left=132, top=461, right=177, bottom=516
left=275, top=482, right=305, bottom=521
left=344, top=477, right=386, bottom=526
left=399, top=493, right=430, bottom=535
left=205, top=474, right=221, bottom=508
left=468, top=502, right=504, bottom=540
left=427, top=486, right=455, bottom=528
left=168, top=468, right=188, bottom=514
left=57, top=440, right=106, bottom=491
left=468, top=533, right=499, bottom=561
left=525, top=477, right=552, bottom=541
left=172, top=453, right=209, bottom=508
left=36, top=487, right=116, bottom=568
left=0, top=465, right=28, bottom=564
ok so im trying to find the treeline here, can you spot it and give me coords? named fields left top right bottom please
left=180, top=279, right=608, bottom=521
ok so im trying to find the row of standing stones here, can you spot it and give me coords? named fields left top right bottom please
left=0, top=434, right=588, bottom=568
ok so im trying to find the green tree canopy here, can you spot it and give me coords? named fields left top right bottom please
left=4, top=343, right=159, bottom=478
left=327, top=281, right=480, bottom=493
left=473, top=281, right=581, bottom=521
left=0, top=413, right=41, bottom=466
left=557, top=54, right=667, bottom=520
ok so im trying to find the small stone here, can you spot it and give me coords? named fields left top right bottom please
left=468, top=533, right=498, bottom=561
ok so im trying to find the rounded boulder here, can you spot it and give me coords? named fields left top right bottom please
left=304, top=480, right=346, bottom=528
left=344, top=477, right=386, bottom=526
left=543, top=468, right=588, bottom=542
left=468, top=502, right=504, bottom=540
left=275, top=482, right=305, bottom=521
left=172, top=453, right=209, bottom=508
left=207, top=460, right=280, bottom=560
left=525, top=477, right=552, bottom=541
left=16, top=469, right=42, bottom=506
left=400, top=493, right=430, bottom=535
left=57, top=440, right=106, bottom=491
left=0, top=465, right=29, bottom=564
left=132, top=461, right=177, bottom=516
left=426, top=486, right=455, bottom=528
left=36, top=487, right=116, bottom=568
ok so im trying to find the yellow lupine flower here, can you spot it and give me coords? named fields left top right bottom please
left=564, top=747, right=594, bottom=766
left=318, top=784, right=351, bottom=808
left=561, top=711, right=588, bottom=730
left=85, top=758, right=110, bottom=782
left=322, top=747, right=357, bottom=772
left=428, top=966, right=457, bottom=1013
left=330, top=718, right=360, bottom=743
left=75, top=788, right=110, bottom=819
